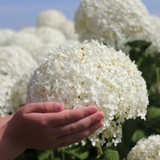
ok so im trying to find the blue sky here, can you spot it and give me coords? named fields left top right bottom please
left=0, top=0, right=160, bottom=30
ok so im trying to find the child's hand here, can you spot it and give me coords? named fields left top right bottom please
left=0, top=102, right=104, bottom=160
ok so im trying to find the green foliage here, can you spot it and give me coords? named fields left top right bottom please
left=38, top=150, right=51, bottom=160
left=131, top=130, right=146, bottom=143
left=146, top=107, right=160, bottom=133
left=17, top=40, right=160, bottom=160
left=104, top=149, right=119, bottom=160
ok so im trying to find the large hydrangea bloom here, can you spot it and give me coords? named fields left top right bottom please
left=0, top=29, right=16, bottom=46
left=27, top=40, right=148, bottom=146
left=19, top=27, right=36, bottom=35
left=127, top=135, right=160, bottom=160
left=0, top=46, right=37, bottom=79
left=35, top=27, right=66, bottom=45
left=75, top=0, right=160, bottom=53
left=0, top=75, right=15, bottom=117
left=4, top=32, right=43, bottom=52
left=58, top=21, right=79, bottom=40
left=36, top=10, right=66, bottom=29
left=31, top=43, right=55, bottom=64
left=0, top=46, right=37, bottom=116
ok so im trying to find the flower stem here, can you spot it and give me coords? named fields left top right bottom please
left=137, top=57, right=143, bottom=68
left=61, top=148, right=65, bottom=160
left=50, top=150, right=54, bottom=160
left=156, top=68, right=160, bottom=93
left=96, top=137, right=103, bottom=158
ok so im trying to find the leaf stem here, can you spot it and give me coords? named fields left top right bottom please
left=61, top=148, right=65, bottom=160
left=156, top=68, right=160, bottom=93
left=97, top=137, right=103, bottom=159
left=137, top=57, right=143, bottom=68
left=50, top=150, right=54, bottom=160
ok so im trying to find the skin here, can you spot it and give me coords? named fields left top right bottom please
left=0, top=102, right=104, bottom=160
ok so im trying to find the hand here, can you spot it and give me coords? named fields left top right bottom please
left=0, top=102, right=104, bottom=160
left=0, top=115, right=13, bottom=127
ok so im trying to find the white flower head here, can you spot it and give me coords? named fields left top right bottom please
left=0, top=75, right=15, bottom=117
left=4, top=32, right=43, bottom=52
left=127, top=135, right=160, bottom=160
left=0, top=29, right=16, bottom=46
left=75, top=0, right=160, bottom=53
left=11, top=73, right=34, bottom=111
left=0, top=46, right=37, bottom=80
left=146, top=15, right=160, bottom=53
left=31, top=43, right=55, bottom=64
left=36, top=10, right=66, bottom=29
left=19, top=27, right=36, bottom=35
left=0, top=46, right=38, bottom=115
left=35, top=27, right=66, bottom=45
left=27, top=40, right=148, bottom=146
left=58, top=20, right=79, bottom=40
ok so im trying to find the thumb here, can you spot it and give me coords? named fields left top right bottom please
left=23, top=102, right=65, bottom=113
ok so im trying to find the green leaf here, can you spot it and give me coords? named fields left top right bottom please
left=38, top=150, right=50, bottom=160
left=127, top=40, right=151, bottom=62
left=131, top=130, right=146, bottom=143
left=64, top=148, right=89, bottom=160
left=146, top=107, right=160, bottom=132
left=147, top=107, right=160, bottom=121
left=127, top=40, right=151, bottom=50
left=104, top=149, right=119, bottom=160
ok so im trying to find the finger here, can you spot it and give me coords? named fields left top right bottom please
left=53, top=111, right=105, bottom=137
left=58, top=120, right=104, bottom=147
left=44, top=105, right=98, bottom=127
left=22, top=102, right=65, bottom=113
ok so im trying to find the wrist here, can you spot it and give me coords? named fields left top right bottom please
left=0, top=123, right=25, bottom=160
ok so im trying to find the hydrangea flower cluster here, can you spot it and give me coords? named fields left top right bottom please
left=31, top=43, right=55, bottom=64
left=37, top=10, right=78, bottom=41
left=19, top=27, right=36, bottom=34
left=127, top=135, right=160, bottom=160
left=58, top=21, right=79, bottom=40
left=75, top=0, right=160, bottom=53
left=0, top=29, right=16, bottom=46
left=0, top=75, right=15, bottom=117
left=4, top=32, right=43, bottom=52
left=0, top=46, right=37, bottom=79
left=36, top=10, right=66, bottom=29
left=35, top=27, right=66, bottom=45
left=0, top=46, right=37, bottom=116
left=27, top=40, right=148, bottom=146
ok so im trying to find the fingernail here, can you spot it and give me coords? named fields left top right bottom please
left=55, top=103, right=63, bottom=111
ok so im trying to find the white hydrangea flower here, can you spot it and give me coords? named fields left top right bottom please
left=75, top=0, right=160, bottom=53
left=0, top=46, right=38, bottom=116
left=0, top=75, right=15, bottom=117
left=19, top=27, right=36, bottom=35
left=35, top=27, right=66, bottom=45
left=4, top=32, right=43, bottom=52
left=0, top=74, right=35, bottom=117
left=11, top=73, right=34, bottom=112
left=0, top=29, right=16, bottom=46
left=0, top=74, right=33, bottom=117
left=0, top=46, right=37, bottom=80
left=146, top=15, right=160, bottom=53
left=31, top=43, right=55, bottom=64
left=58, top=21, right=79, bottom=40
left=27, top=40, right=148, bottom=147
left=62, top=39, right=80, bottom=46
left=127, top=135, right=160, bottom=160
left=36, top=10, right=66, bottom=29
